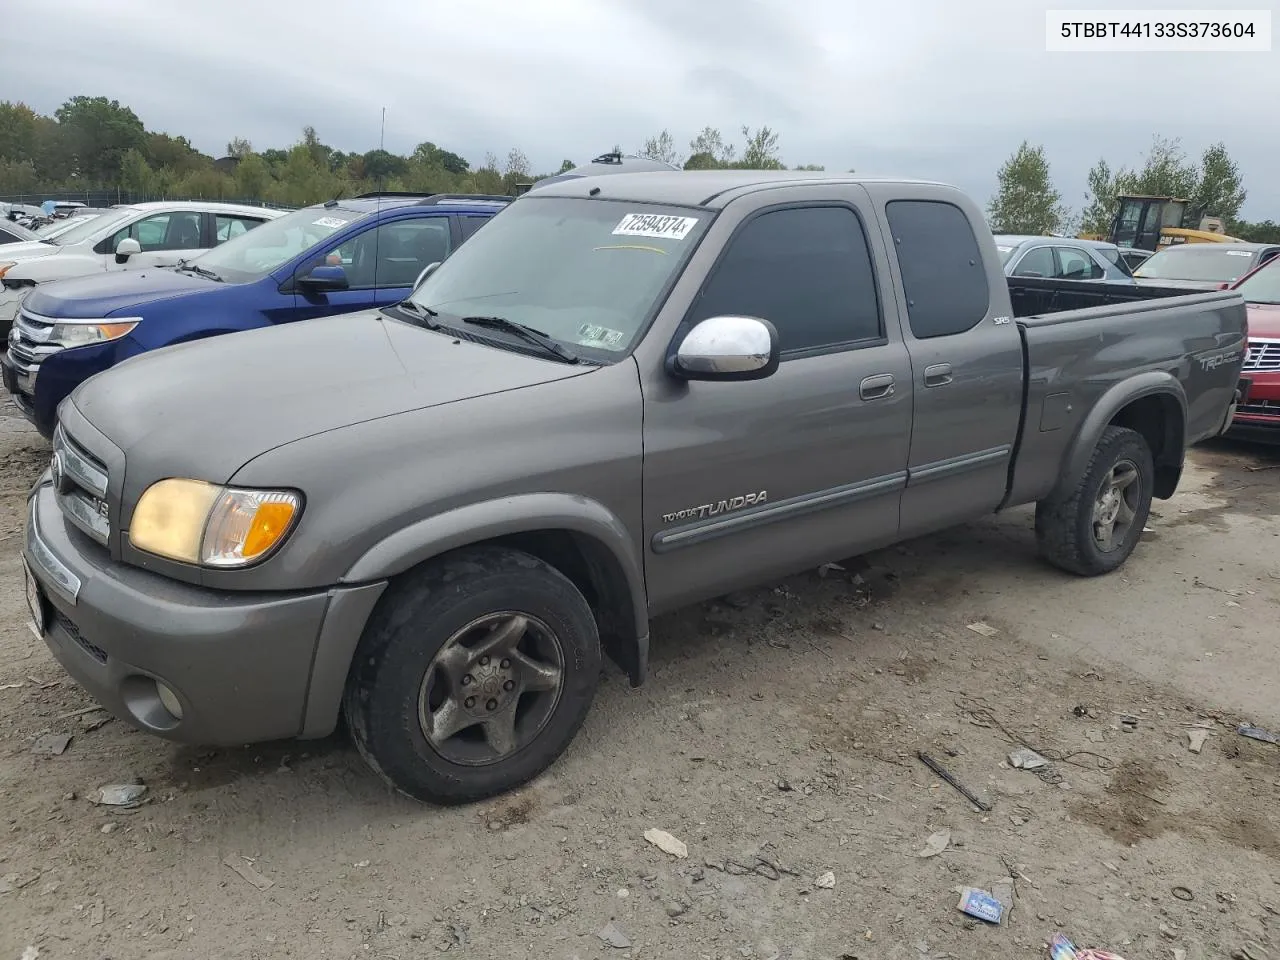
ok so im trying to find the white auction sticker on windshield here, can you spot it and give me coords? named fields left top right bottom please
left=312, top=216, right=348, bottom=229
left=612, top=213, right=699, bottom=240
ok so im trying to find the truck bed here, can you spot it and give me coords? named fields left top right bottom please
left=1005, top=286, right=1248, bottom=507
left=1008, top=276, right=1196, bottom=317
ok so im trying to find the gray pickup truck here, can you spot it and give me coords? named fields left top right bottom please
left=22, top=172, right=1247, bottom=804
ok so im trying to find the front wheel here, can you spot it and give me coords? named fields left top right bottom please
left=343, top=546, right=602, bottom=804
left=1035, top=425, right=1154, bottom=576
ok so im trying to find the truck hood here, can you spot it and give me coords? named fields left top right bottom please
left=24, top=268, right=214, bottom=318
left=1246, top=302, right=1280, bottom=339
left=70, top=308, right=594, bottom=480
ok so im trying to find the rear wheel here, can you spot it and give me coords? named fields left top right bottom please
left=343, top=546, right=601, bottom=804
left=1035, top=425, right=1154, bottom=576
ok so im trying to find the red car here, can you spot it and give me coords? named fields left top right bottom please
left=1228, top=254, right=1280, bottom=442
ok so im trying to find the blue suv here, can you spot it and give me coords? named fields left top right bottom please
left=2, top=192, right=509, bottom=438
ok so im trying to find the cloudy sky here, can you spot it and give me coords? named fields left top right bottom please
left=5, top=0, right=1277, bottom=217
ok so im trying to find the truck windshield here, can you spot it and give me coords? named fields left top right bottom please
left=1133, top=246, right=1257, bottom=283
left=407, top=196, right=710, bottom=357
left=189, top=206, right=367, bottom=283
left=1233, top=257, right=1280, bottom=304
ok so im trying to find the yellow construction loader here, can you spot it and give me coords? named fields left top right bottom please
left=1078, top=195, right=1242, bottom=251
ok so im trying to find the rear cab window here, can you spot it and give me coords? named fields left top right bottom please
left=886, top=200, right=990, bottom=338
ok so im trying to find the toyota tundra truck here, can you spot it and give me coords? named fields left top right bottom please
left=21, top=171, right=1247, bottom=805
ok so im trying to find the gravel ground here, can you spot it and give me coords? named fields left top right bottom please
left=1, top=395, right=1278, bottom=960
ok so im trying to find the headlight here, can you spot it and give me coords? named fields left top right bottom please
left=129, top=478, right=302, bottom=568
left=0, top=262, right=14, bottom=280
left=48, top=318, right=140, bottom=348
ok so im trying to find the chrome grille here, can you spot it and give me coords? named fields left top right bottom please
left=1238, top=399, right=1280, bottom=417
left=6, top=307, right=63, bottom=394
left=51, top=425, right=110, bottom=545
left=1242, top=339, right=1280, bottom=372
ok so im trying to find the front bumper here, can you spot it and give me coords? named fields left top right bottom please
left=1227, top=370, right=1280, bottom=444
left=21, top=480, right=384, bottom=745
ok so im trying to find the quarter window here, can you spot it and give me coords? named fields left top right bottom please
left=215, top=215, right=265, bottom=244
left=885, top=200, right=990, bottom=339
left=688, top=205, right=882, bottom=354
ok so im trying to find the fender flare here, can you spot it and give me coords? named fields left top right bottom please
left=341, top=492, right=650, bottom=646
left=1051, top=371, right=1187, bottom=502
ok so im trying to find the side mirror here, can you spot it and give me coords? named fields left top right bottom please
left=669, top=315, right=780, bottom=382
left=115, top=237, right=141, bottom=263
left=413, top=260, right=442, bottom=291
left=297, top=263, right=349, bottom=293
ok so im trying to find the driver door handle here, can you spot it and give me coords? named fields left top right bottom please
left=924, top=362, right=953, bottom=387
left=859, top=373, right=895, bottom=401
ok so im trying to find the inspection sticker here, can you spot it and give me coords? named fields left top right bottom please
left=612, top=213, right=699, bottom=241
left=312, top=216, right=348, bottom=229
left=578, top=323, right=625, bottom=346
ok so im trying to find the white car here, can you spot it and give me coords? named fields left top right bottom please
left=0, top=200, right=286, bottom=334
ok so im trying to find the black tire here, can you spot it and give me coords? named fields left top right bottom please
left=1035, top=425, right=1154, bottom=576
left=342, top=546, right=601, bottom=804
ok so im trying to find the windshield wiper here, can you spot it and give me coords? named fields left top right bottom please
left=177, top=262, right=223, bottom=282
left=388, top=299, right=441, bottom=329
left=461, top=315, right=579, bottom=363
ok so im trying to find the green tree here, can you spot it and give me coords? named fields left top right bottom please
left=54, top=95, right=147, bottom=183
left=736, top=126, right=784, bottom=169
left=0, top=101, right=41, bottom=164
left=1127, top=135, right=1198, bottom=199
left=411, top=141, right=468, bottom=176
left=234, top=153, right=272, bottom=199
left=1235, top=220, right=1280, bottom=244
left=640, top=129, right=681, bottom=166
left=1079, top=158, right=1129, bottom=237
left=226, top=137, right=254, bottom=158
left=118, top=148, right=158, bottom=195
left=986, top=141, right=1067, bottom=235
left=147, top=133, right=206, bottom=175
left=362, top=148, right=407, bottom=180
left=1190, top=142, right=1246, bottom=225
left=793, top=164, right=825, bottom=171
left=685, top=126, right=735, bottom=169
left=557, top=158, right=575, bottom=174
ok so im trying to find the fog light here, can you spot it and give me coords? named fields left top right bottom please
left=155, top=680, right=184, bottom=720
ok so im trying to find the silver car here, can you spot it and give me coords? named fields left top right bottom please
left=996, top=235, right=1135, bottom=284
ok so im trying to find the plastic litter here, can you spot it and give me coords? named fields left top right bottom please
left=643, top=828, right=688, bottom=859
left=1238, top=724, right=1279, bottom=746
left=956, top=887, right=1003, bottom=924
left=1047, top=932, right=1127, bottom=959
left=1008, top=747, right=1049, bottom=770
left=917, top=829, right=951, bottom=858
left=93, top=783, right=147, bottom=807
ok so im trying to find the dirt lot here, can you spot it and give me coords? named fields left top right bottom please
left=1, top=397, right=1278, bottom=960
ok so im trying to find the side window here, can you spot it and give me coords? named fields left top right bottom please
left=321, top=218, right=453, bottom=290
left=689, top=205, right=882, bottom=354
left=885, top=200, right=990, bottom=339
left=1011, top=246, right=1055, bottom=278
left=215, top=215, right=264, bottom=244
left=1055, top=247, right=1104, bottom=280
left=373, top=218, right=453, bottom=288
left=459, top=216, right=489, bottom=241
left=106, top=212, right=204, bottom=252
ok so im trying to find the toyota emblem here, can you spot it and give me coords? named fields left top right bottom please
left=50, top=452, right=66, bottom=492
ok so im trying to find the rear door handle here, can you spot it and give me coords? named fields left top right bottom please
left=859, top=373, right=895, bottom=401
left=924, top=362, right=953, bottom=387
